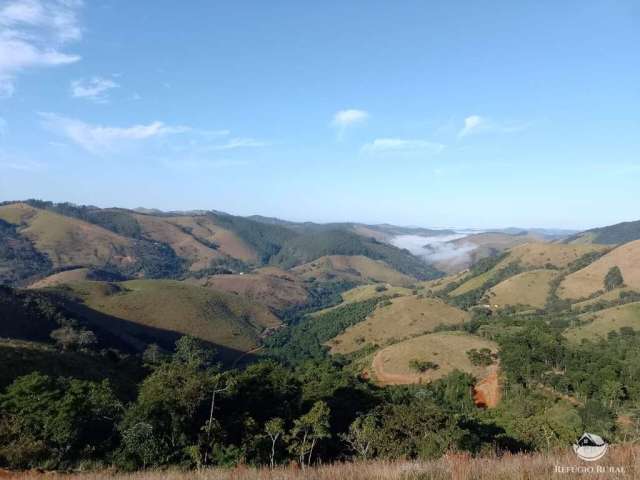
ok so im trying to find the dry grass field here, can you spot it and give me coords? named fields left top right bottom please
left=163, top=216, right=257, bottom=262
left=571, top=287, right=637, bottom=310
left=559, top=240, right=640, bottom=300
left=132, top=214, right=226, bottom=272
left=486, top=269, right=558, bottom=308
left=448, top=242, right=608, bottom=298
left=292, top=255, right=415, bottom=286
left=9, top=444, right=639, bottom=479
left=0, top=203, right=136, bottom=269
left=505, top=242, right=607, bottom=269
left=369, top=331, right=497, bottom=385
left=328, top=296, right=469, bottom=355
left=449, top=270, right=493, bottom=296
left=58, top=280, right=280, bottom=354
left=28, top=268, right=95, bottom=288
left=565, top=302, right=640, bottom=343
left=188, top=268, right=309, bottom=312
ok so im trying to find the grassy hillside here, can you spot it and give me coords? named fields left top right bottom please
left=272, top=230, right=441, bottom=280
left=188, top=267, right=309, bottom=312
left=567, top=219, right=640, bottom=245
left=0, top=203, right=137, bottom=270
left=369, top=331, right=498, bottom=385
left=329, top=296, right=469, bottom=355
left=0, top=203, right=185, bottom=281
left=565, top=302, right=640, bottom=343
left=0, top=218, right=51, bottom=286
left=559, top=240, right=640, bottom=300
left=56, top=280, right=280, bottom=359
left=292, top=255, right=415, bottom=286
left=28, top=267, right=125, bottom=289
left=486, top=269, right=558, bottom=309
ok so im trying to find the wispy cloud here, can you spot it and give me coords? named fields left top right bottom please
left=361, top=138, right=445, bottom=155
left=204, top=137, right=268, bottom=151
left=332, top=109, right=369, bottom=128
left=331, top=109, right=368, bottom=139
left=71, top=76, right=119, bottom=103
left=0, top=0, right=83, bottom=97
left=162, top=158, right=250, bottom=169
left=40, top=112, right=190, bottom=154
left=458, top=114, right=528, bottom=138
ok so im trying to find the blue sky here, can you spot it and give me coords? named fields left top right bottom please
left=0, top=1, right=638, bottom=229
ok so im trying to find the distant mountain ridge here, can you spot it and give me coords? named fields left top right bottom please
left=0, top=200, right=442, bottom=287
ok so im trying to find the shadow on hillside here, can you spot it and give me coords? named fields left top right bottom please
left=0, top=341, right=146, bottom=400
left=58, top=296, right=259, bottom=366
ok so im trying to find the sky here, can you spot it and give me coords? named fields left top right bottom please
left=0, top=0, right=638, bottom=230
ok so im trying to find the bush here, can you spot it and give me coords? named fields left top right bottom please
left=408, top=359, right=439, bottom=373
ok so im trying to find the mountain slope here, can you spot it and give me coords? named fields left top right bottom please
left=559, top=240, right=640, bottom=300
left=567, top=220, right=640, bottom=245
left=271, top=230, right=441, bottom=280
left=292, top=255, right=415, bottom=286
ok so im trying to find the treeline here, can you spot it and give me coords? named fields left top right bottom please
left=0, top=336, right=529, bottom=471
left=265, top=297, right=385, bottom=364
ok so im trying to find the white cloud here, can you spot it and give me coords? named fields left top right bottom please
left=40, top=112, right=190, bottom=154
left=0, top=0, right=82, bottom=97
left=205, top=137, right=268, bottom=151
left=458, top=114, right=528, bottom=138
left=361, top=138, right=445, bottom=155
left=458, top=115, right=485, bottom=137
left=331, top=109, right=368, bottom=128
left=71, top=76, right=119, bottom=102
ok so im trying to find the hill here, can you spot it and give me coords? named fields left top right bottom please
left=292, top=255, right=415, bottom=286
left=558, top=240, right=640, bottom=300
left=567, top=219, right=640, bottom=245
left=448, top=242, right=606, bottom=300
left=433, top=232, right=539, bottom=273
left=28, top=267, right=125, bottom=289
left=187, top=267, right=309, bottom=312
left=328, top=296, right=469, bottom=355
left=54, top=280, right=280, bottom=359
left=565, top=302, right=640, bottom=342
left=271, top=230, right=441, bottom=280
left=369, top=331, right=498, bottom=385
left=0, top=203, right=137, bottom=271
left=486, top=269, right=558, bottom=309
left=0, top=202, right=185, bottom=281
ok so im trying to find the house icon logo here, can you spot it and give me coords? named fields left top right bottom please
left=573, top=433, right=608, bottom=462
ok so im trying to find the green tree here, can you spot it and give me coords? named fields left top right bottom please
left=264, top=417, right=285, bottom=468
left=604, top=266, right=624, bottom=291
left=341, top=415, right=378, bottom=460
left=287, top=401, right=331, bottom=468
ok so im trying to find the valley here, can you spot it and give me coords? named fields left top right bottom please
left=2, top=200, right=640, bottom=473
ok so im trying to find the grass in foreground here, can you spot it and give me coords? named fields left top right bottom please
left=11, top=445, right=638, bottom=479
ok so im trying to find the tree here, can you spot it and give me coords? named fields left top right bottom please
left=604, top=266, right=624, bottom=291
left=264, top=417, right=285, bottom=468
left=287, top=401, right=331, bottom=468
left=0, top=373, right=121, bottom=469
left=341, top=415, right=377, bottom=460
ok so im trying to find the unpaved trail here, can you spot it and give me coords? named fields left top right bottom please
left=473, top=364, right=501, bottom=408
left=371, top=349, right=427, bottom=385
